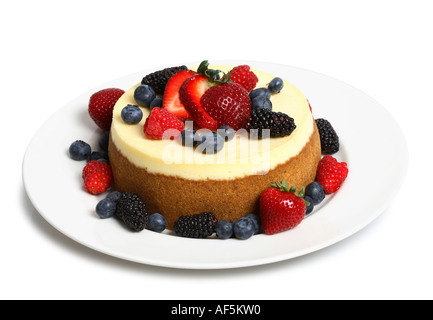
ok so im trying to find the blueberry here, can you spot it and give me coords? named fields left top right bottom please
left=121, top=104, right=143, bottom=124
left=251, top=96, right=272, bottom=111
left=246, top=213, right=260, bottom=234
left=268, top=77, right=284, bottom=94
left=305, top=182, right=326, bottom=205
left=106, top=191, right=122, bottom=202
left=87, top=150, right=109, bottom=162
left=249, top=87, right=271, bottom=100
left=181, top=128, right=197, bottom=147
left=218, top=125, right=236, bottom=141
left=233, top=217, right=255, bottom=240
left=197, top=131, right=224, bottom=154
left=134, top=84, right=156, bottom=107
left=150, top=97, right=163, bottom=110
left=304, top=196, right=314, bottom=215
left=215, top=220, right=234, bottom=239
left=95, top=198, right=116, bottom=219
left=69, top=140, right=91, bottom=161
left=148, top=213, right=167, bottom=233
left=99, top=131, right=110, bottom=152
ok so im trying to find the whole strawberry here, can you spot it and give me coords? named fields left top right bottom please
left=143, top=107, right=185, bottom=139
left=201, top=82, right=251, bottom=131
left=260, top=181, right=308, bottom=235
left=316, top=155, right=348, bottom=194
left=82, top=160, right=113, bottom=195
left=88, top=88, right=125, bottom=131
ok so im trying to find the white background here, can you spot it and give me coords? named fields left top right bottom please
left=2, top=0, right=432, bottom=300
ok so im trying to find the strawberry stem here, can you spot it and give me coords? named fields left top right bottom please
left=197, top=60, right=232, bottom=84
left=270, top=180, right=310, bottom=206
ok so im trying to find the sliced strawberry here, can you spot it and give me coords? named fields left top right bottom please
left=179, top=74, right=219, bottom=131
left=162, top=69, right=196, bottom=120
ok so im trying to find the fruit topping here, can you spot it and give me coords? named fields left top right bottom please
left=149, top=97, right=163, bottom=110
left=69, top=140, right=92, bottom=161
left=82, top=160, right=113, bottom=195
left=179, top=74, right=218, bottom=130
left=88, top=88, right=125, bottom=131
left=229, top=65, right=258, bottom=92
left=217, top=125, right=236, bottom=141
left=173, top=212, right=218, bottom=238
left=260, top=181, right=307, bottom=235
left=180, top=128, right=198, bottom=147
left=141, top=65, right=188, bottom=95
left=134, top=84, right=156, bottom=108
left=162, top=69, right=196, bottom=120
left=249, top=87, right=271, bottom=100
left=316, top=155, right=348, bottom=194
left=200, top=82, right=251, bottom=131
left=115, top=193, right=148, bottom=232
left=196, top=130, right=225, bottom=154
left=315, top=118, right=340, bottom=155
left=143, top=107, right=185, bottom=140
left=268, top=77, right=284, bottom=94
left=247, top=108, right=296, bottom=138
left=121, top=104, right=143, bottom=124
left=251, top=95, right=272, bottom=111
left=304, top=181, right=326, bottom=205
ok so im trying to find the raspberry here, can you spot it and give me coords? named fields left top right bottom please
left=229, top=65, right=258, bottom=92
left=316, top=155, right=348, bottom=194
left=143, top=107, right=185, bottom=139
left=82, top=160, right=113, bottom=195
left=88, top=88, right=125, bottom=131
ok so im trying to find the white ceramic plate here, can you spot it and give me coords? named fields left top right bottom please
left=22, top=61, right=408, bottom=269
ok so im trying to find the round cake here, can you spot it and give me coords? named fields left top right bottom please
left=108, top=64, right=321, bottom=228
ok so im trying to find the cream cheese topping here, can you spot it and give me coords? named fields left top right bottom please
left=110, top=65, right=314, bottom=180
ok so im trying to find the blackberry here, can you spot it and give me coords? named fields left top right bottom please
left=247, top=108, right=296, bottom=138
left=173, top=212, right=218, bottom=238
left=315, top=118, right=339, bottom=154
left=141, top=65, right=188, bottom=95
left=115, top=193, right=148, bottom=232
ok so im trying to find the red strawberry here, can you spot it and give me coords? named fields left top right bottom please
left=201, top=82, right=251, bottom=131
left=163, top=69, right=196, bottom=120
left=143, top=107, right=184, bottom=139
left=179, top=74, right=218, bottom=130
left=260, top=181, right=307, bottom=235
left=82, top=160, right=113, bottom=195
left=88, top=88, right=125, bottom=131
left=229, top=65, right=258, bottom=92
left=316, top=155, right=348, bottom=194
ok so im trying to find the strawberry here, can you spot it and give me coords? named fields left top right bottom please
left=229, top=65, right=258, bottom=92
left=179, top=74, right=219, bottom=130
left=82, top=160, right=113, bottom=195
left=200, top=82, right=251, bottom=131
left=143, top=107, right=184, bottom=139
left=88, top=88, right=125, bottom=131
left=162, top=69, right=196, bottom=120
left=260, top=181, right=308, bottom=235
left=316, top=155, right=348, bottom=194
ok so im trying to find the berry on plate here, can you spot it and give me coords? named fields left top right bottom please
left=143, top=107, right=185, bottom=140
left=162, top=69, right=196, bottom=120
left=69, top=140, right=91, bottom=161
left=315, top=118, right=340, bottom=155
left=148, top=213, right=168, bottom=233
left=82, top=160, right=113, bottom=195
left=115, top=193, right=148, bottom=232
left=173, top=212, right=218, bottom=239
left=316, top=155, right=348, bottom=194
left=229, top=65, right=258, bottom=92
left=259, top=180, right=307, bottom=235
left=233, top=217, right=255, bottom=240
left=88, top=88, right=125, bottom=131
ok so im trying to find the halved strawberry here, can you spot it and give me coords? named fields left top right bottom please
left=179, top=74, right=219, bottom=131
left=162, top=69, right=196, bottom=120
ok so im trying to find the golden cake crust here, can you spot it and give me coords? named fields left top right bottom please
left=108, top=122, right=321, bottom=229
